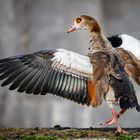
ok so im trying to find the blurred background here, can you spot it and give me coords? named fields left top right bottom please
left=0, top=0, right=140, bottom=128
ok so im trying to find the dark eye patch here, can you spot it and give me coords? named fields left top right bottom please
left=76, top=18, right=82, bottom=23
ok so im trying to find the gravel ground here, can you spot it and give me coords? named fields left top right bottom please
left=0, top=126, right=140, bottom=140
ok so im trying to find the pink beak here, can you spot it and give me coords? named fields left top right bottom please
left=67, top=25, right=77, bottom=33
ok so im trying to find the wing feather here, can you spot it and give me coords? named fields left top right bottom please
left=116, top=48, right=140, bottom=85
left=1, top=66, right=29, bottom=87
left=18, top=69, right=39, bottom=93
left=9, top=67, right=33, bottom=90
left=0, top=49, right=94, bottom=105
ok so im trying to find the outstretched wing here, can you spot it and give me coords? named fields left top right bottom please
left=108, top=34, right=140, bottom=59
left=116, top=48, right=140, bottom=85
left=0, top=49, right=93, bottom=105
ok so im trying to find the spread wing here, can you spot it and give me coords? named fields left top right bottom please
left=116, top=48, right=140, bottom=85
left=0, top=49, right=94, bottom=105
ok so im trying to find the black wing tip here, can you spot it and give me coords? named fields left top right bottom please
left=0, top=54, right=28, bottom=64
left=107, top=34, right=122, bottom=48
left=136, top=104, right=140, bottom=112
left=1, top=82, right=8, bottom=87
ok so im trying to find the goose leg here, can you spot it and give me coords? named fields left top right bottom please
left=111, top=108, right=128, bottom=133
left=100, top=109, right=126, bottom=125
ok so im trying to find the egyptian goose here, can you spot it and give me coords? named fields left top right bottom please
left=108, top=34, right=140, bottom=59
left=0, top=15, right=140, bottom=133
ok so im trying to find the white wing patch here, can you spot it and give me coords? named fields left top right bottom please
left=51, top=49, right=93, bottom=78
left=120, top=34, right=140, bottom=59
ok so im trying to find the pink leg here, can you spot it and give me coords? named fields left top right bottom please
left=111, top=108, right=128, bottom=133
left=100, top=109, right=126, bottom=126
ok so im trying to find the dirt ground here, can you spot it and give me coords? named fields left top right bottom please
left=0, top=126, right=140, bottom=139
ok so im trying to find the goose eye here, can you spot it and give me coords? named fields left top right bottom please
left=76, top=18, right=82, bottom=24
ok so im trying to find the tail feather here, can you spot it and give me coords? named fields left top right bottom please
left=111, top=54, right=140, bottom=112
left=136, top=104, right=140, bottom=112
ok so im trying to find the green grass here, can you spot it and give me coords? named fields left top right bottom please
left=18, top=135, right=58, bottom=140
left=115, top=135, right=135, bottom=140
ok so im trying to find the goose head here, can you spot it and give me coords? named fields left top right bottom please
left=67, top=15, right=101, bottom=33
